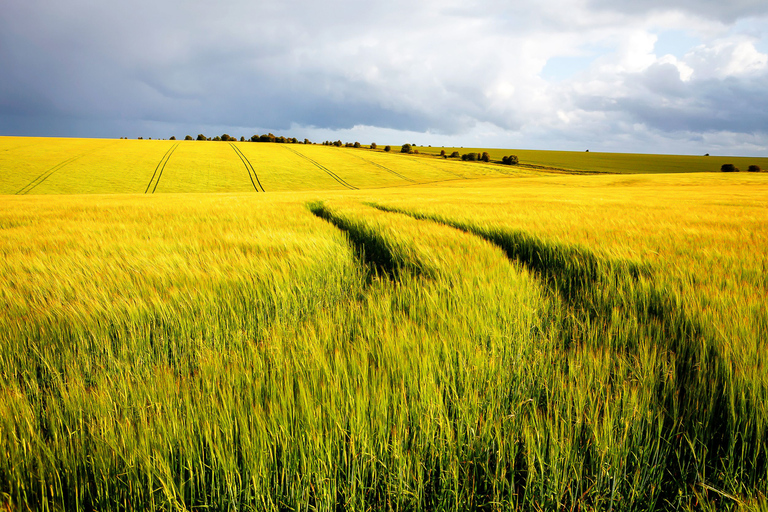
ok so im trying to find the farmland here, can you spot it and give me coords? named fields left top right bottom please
left=1, top=136, right=767, bottom=510
left=0, top=137, right=540, bottom=195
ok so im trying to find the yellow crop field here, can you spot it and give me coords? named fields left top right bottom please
left=420, top=146, right=768, bottom=174
left=1, top=136, right=767, bottom=510
left=1, top=137, right=538, bottom=195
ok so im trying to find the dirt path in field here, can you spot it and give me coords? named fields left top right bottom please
left=230, top=143, right=265, bottom=192
left=282, top=146, right=358, bottom=190
left=145, top=143, right=179, bottom=193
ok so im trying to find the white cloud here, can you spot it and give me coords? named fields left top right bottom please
left=684, top=40, right=768, bottom=79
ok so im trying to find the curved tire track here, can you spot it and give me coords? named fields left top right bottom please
left=283, top=146, right=358, bottom=190
left=145, top=143, right=179, bottom=194
left=230, top=143, right=265, bottom=192
left=16, top=155, right=83, bottom=195
left=334, top=148, right=417, bottom=184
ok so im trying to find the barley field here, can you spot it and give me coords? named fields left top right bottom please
left=1, top=136, right=767, bottom=510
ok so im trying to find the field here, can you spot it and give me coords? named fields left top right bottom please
left=1, top=136, right=767, bottom=511
left=417, top=146, right=768, bottom=175
left=0, top=138, right=541, bottom=195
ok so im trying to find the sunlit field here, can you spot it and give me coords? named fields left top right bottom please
left=1, top=136, right=767, bottom=510
left=0, top=137, right=539, bottom=195
left=416, top=146, right=768, bottom=175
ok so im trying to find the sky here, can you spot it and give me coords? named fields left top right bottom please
left=1, top=0, right=767, bottom=155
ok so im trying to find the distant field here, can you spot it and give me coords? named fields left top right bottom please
left=417, top=145, right=768, bottom=174
left=0, top=137, right=536, bottom=195
left=1, top=136, right=767, bottom=510
left=5, top=136, right=766, bottom=196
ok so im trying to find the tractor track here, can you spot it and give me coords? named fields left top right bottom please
left=230, top=143, right=265, bottom=192
left=145, top=143, right=179, bottom=194
left=283, top=146, right=358, bottom=190
left=16, top=155, right=83, bottom=195
left=336, top=149, right=417, bottom=183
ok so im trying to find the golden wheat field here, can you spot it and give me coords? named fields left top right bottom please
left=1, top=135, right=767, bottom=511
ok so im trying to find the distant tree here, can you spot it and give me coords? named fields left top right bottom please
left=169, top=136, right=176, bottom=141
left=721, top=163, right=739, bottom=172
left=450, top=151, right=460, bottom=158
left=197, top=134, right=207, bottom=141
left=440, top=149, right=446, bottom=156
left=213, top=136, right=222, bottom=141
left=481, top=152, right=490, bottom=162
left=704, top=153, right=709, bottom=156
left=384, top=145, right=391, bottom=152
left=304, top=138, right=311, bottom=144
left=502, top=155, right=519, bottom=165
left=748, top=165, right=761, bottom=172
left=462, top=153, right=478, bottom=161
left=185, top=135, right=194, bottom=140
left=334, top=140, right=343, bottom=147
left=371, top=142, right=377, bottom=149
left=401, top=143, right=412, bottom=154
left=138, top=137, right=143, bottom=140
left=354, top=141, right=361, bottom=148
left=413, top=149, right=419, bottom=154
left=221, top=134, right=231, bottom=141
left=240, top=136, right=246, bottom=142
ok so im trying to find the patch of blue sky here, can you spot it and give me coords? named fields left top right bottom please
left=654, top=30, right=701, bottom=58
left=735, top=18, right=768, bottom=54
left=731, top=17, right=768, bottom=42
left=540, top=55, right=596, bottom=81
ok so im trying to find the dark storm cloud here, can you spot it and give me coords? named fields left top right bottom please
left=0, top=0, right=494, bottom=136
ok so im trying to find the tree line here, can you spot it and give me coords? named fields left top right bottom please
left=130, top=136, right=523, bottom=166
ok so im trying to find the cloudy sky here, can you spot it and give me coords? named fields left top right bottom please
left=1, top=0, right=767, bottom=155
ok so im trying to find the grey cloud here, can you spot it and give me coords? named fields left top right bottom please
left=0, top=0, right=766, bottom=155
left=574, top=68, right=768, bottom=134
left=587, top=0, right=768, bottom=23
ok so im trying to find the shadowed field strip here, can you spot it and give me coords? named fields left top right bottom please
left=283, top=146, right=358, bottom=190
left=368, top=200, right=768, bottom=506
left=230, top=143, right=265, bottom=192
left=145, top=143, right=179, bottom=194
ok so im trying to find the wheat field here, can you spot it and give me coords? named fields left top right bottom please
left=1, top=136, right=767, bottom=510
